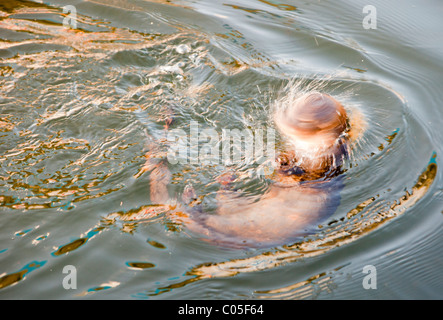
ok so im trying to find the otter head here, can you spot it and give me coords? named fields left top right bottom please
left=275, top=92, right=348, bottom=171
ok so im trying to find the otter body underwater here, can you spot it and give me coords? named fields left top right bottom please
left=144, top=92, right=355, bottom=248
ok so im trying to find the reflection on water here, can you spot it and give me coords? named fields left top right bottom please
left=0, top=0, right=442, bottom=299
left=0, top=260, right=46, bottom=289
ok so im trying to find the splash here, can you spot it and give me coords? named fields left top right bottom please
left=271, top=75, right=368, bottom=166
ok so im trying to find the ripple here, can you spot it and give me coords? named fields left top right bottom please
left=126, top=261, right=156, bottom=270
left=254, top=264, right=348, bottom=300
left=0, top=260, right=47, bottom=290
left=1, top=0, right=441, bottom=300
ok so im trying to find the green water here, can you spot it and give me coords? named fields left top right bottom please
left=0, top=0, right=442, bottom=299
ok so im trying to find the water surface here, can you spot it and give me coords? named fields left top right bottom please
left=0, top=0, right=442, bottom=299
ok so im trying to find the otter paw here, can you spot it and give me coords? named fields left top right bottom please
left=164, top=116, right=174, bottom=129
left=217, top=171, right=237, bottom=185
left=182, top=184, right=197, bottom=205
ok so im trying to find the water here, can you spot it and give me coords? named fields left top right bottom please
left=0, top=0, right=442, bottom=299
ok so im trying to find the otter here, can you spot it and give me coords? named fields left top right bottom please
left=145, top=92, right=350, bottom=248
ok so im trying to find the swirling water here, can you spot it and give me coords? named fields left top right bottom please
left=0, top=0, right=442, bottom=299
